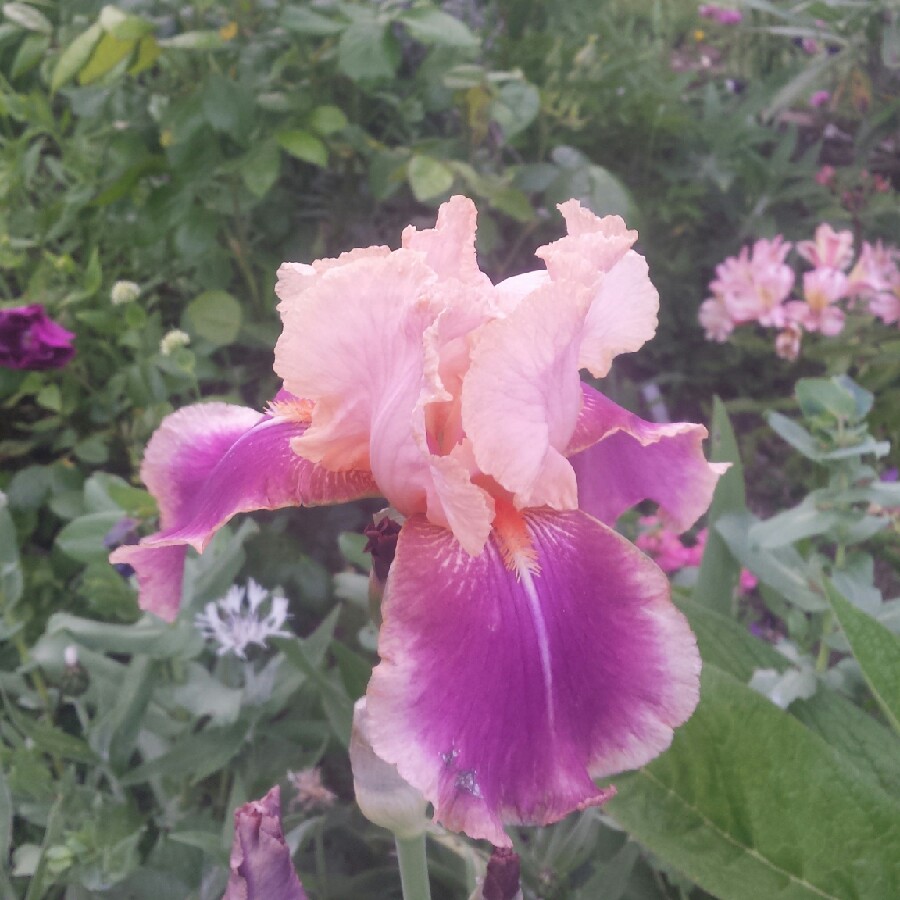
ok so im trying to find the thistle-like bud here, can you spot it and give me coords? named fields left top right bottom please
left=349, top=698, right=428, bottom=840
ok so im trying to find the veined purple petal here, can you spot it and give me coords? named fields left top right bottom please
left=224, top=785, right=307, bottom=900
left=111, top=400, right=377, bottom=620
left=365, top=509, right=700, bottom=847
left=567, top=384, right=726, bottom=532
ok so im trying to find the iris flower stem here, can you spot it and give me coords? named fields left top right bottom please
left=395, top=833, right=432, bottom=900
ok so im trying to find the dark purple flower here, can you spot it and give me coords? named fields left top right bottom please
left=0, top=304, right=75, bottom=371
left=224, top=786, right=307, bottom=900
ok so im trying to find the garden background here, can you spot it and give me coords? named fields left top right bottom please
left=1, top=1, right=899, bottom=898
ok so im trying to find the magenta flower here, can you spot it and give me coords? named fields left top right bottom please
left=224, top=786, right=307, bottom=900
left=809, top=90, right=831, bottom=109
left=0, top=303, right=75, bottom=371
left=698, top=4, right=742, bottom=25
left=112, top=198, right=724, bottom=846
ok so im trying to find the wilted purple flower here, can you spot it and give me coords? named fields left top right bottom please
left=0, top=304, right=75, bottom=371
left=224, top=786, right=307, bottom=900
left=698, top=4, right=742, bottom=25
left=809, top=90, right=831, bottom=109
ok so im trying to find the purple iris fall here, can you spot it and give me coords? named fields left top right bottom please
left=112, top=198, right=724, bottom=847
left=0, top=303, right=75, bottom=371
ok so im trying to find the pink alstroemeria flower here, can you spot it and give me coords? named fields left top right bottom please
left=796, top=223, right=854, bottom=271
left=709, top=237, right=794, bottom=328
left=112, top=198, right=724, bottom=847
left=786, top=267, right=849, bottom=335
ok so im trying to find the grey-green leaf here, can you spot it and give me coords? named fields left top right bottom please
left=606, top=665, right=900, bottom=900
left=825, top=582, right=900, bottom=734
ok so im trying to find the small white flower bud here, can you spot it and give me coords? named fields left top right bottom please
left=110, top=281, right=141, bottom=305
left=64, top=645, right=78, bottom=668
left=349, top=698, right=428, bottom=840
left=159, top=329, right=191, bottom=356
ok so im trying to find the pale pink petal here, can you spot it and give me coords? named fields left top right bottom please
left=111, top=400, right=376, bottom=620
left=462, top=283, right=589, bottom=511
left=578, top=251, right=660, bottom=377
left=402, top=195, right=492, bottom=287
left=567, top=385, right=726, bottom=532
left=225, top=786, right=307, bottom=900
left=492, top=270, right=549, bottom=315
left=366, top=509, right=699, bottom=846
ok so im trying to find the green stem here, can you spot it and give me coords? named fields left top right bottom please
left=816, top=611, right=834, bottom=674
left=395, top=833, right=432, bottom=900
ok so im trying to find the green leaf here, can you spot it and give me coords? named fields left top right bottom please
left=119, top=723, right=246, bottom=786
left=0, top=765, right=11, bottom=862
left=55, top=511, right=123, bottom=563
left=796, top=376, right=871, bottom=423
left=78, top=31, right=136, bottom=84
left=694, top=397, right=745, bottom=613
left=337, top=20, right=399, bottom=81
left=0, top=497, right=23, bottom=607
left=3, top=694, right=98, bottom=764
left=280, top=6, right=345, bottom=35
left=3, top=2, right=51, bottom=34
left=748, top=496, right=839, bottom=549
left=240, top=140, right=281, bottom=198
left=44, top=612, right=202, bottom=659
left=276, top=129, right=328, bottom=167
left=183, top=289, right=243, bottom=347
left=717, top=512, right=826, bottom=612
left=307, top=104, right=348, bottom=136
left=399, top=8, right=478, bottom=48
left=825, top=582, right=900, bottom=734
left=408, top=154, right=454, bottom=201
left=607, top=666, right=900, bottom=900
left=490, top=81, right=540, bottom=139
left=10, top=32, right=47, bottom=78
left=99, top=5, right=153, bottom=40
left=159, top=30, right=226, bottom=50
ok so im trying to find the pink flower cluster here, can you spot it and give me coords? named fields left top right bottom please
left=699, top=224, right=900, bottom=359
left=636, top=515, right=757, bottom=593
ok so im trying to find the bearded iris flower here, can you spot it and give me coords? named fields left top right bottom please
left=112, top=198, right=724, bottom=847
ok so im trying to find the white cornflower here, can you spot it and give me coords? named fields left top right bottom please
left=195, top=579, right=291, bottom=658
left=110, top=280, right=141, bottom=305
left=159, top=328, right=190, bottom=356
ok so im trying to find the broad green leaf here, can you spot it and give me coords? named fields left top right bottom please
left=694, top=397, right=744, bottom=613
left=160, top=30, right=227, bottom=50
left=78, top=32, right=135, bottom=84
left=119, top=723, right=246, bottom=786
left=99, top=4, right=152, bottom=40
left=127, top=33, right=159, bottom=75
left=826, top=582, right=900, bottom=733
left=490, top=81, right=540, bottom=139
left=240, top=140, right=281, bottom=198
left=607, top=666, right=900, bottom=900
left=10, top=32, right=47, bottom=78
left=3, top=2, right=50, bottom=34
left=307, top=104, right=348, bottom=135
left=766, top=411, right=820, bottom=459
left=796, top=376, right=871, bottom=422
left=276, top=129, right=328, bottom=167
left=280, top=6, right=345, bottom=35
left=791, top=691, right=900, bottom=798
left=183, top=289, right=243, bottom=347
left=337, top=20, right=399, bottom=81
left=399, top=8, right=478, bottom=48
left=55, top=510, right=123, bottom=563
left=408, top=154, right=454, bottom=201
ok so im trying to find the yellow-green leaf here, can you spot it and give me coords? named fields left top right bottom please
left=51, top=23, right=102, bottom=92
left=277, top=129, right=328, bottom=167
left=78, top=32, right=136, bottom=84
